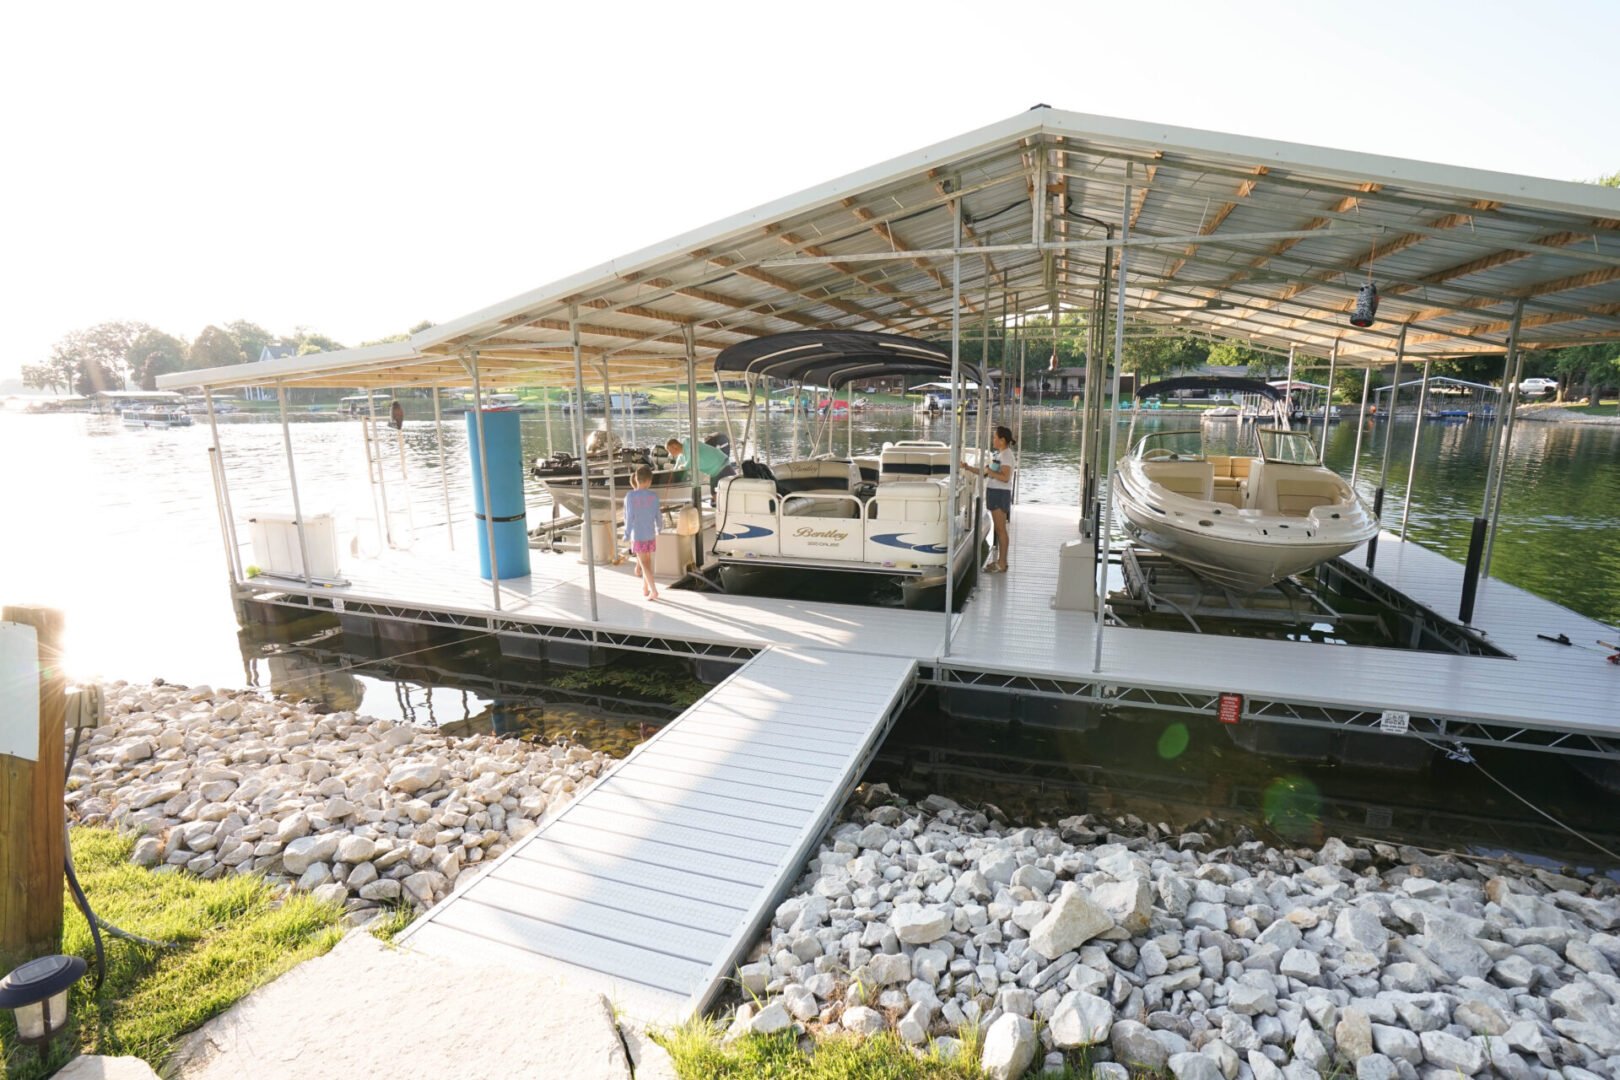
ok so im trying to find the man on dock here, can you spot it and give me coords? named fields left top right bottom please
left=666, top=436, right=736, bottom=500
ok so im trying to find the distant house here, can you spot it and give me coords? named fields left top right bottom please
left=244, top=345, right=299, bottom=399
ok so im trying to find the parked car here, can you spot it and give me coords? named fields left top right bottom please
left=1518, top=377, right=1557, bottom=396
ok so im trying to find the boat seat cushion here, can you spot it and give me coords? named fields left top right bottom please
left=1206, top=455, right=1233, bottom=478
left=1230, top=456, right=1255, bottom=480
left=867, top=481, right=946, bottom=522
left=1141, top=460, right=1214, bottom=501
left=1272, top=478, right=1342, bottom=516
left=782, top=490, right=860, bottom=518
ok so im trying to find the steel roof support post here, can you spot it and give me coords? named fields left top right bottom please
left=542, top=377, right=554, bottom=457
left=202, top=394, right=243, bottom=583
left=1400, top=361, right=1432, bottom=540
left=1476, top=302, right=1523, bottom=522
left=1284, top=345, right=1297, bottom=428
left=1350, top=366, right=1373, bottom=487
left=432, top=382, right=454, bottom=550
left=1366, top=325, right=1407, bottom=572
left=1015, top=326, right=1027, bottom=502
left=1093, top=173, right=1132, bottom=674
left=764, top=377, right=773, bottom=463
left=274, top=381, right=314, bottom=589
left=1482, top=300, right=1527, bottom=578
left=570, top=308, right=599, bottom=622
left=467, top=353, right=502, bottom=612
left=943, top=197, right=963, bottom=657
left=1319, top=340, right=1338, bottom=462
left=362, top=390, right=392, bottom=549
left=684, top=326, right=703, bottom=514
left=600, top=362, right=619, bottom=565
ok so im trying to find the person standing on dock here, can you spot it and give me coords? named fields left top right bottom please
left=963, top=425, right=1016, bottom=574
left=666, top=436, right=736, bottom=501
left=625, top=466, right=661, bottom=601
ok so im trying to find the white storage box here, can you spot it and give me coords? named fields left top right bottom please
left=1052, top=538, right=1097, bottom=611
left=248, top=511, right=341, bottom=581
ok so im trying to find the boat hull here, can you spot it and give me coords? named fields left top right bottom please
left=1113, top=458, right=1378, bottom=594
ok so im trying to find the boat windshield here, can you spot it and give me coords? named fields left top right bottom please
left=1256, top=428, right=1320, bottom=464
left=1134, top=430, right=1205, bottom=461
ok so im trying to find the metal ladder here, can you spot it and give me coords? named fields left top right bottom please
left=357, top=396, right=415, bottom=554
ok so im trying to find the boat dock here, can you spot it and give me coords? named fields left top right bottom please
left=244, top=505, right=1619, bottom=1020
left=158, top=107, right=1620, bottom=1024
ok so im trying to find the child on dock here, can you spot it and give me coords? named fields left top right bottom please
left=624, top=465, right=661, bottom=601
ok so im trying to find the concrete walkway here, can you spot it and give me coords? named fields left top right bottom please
left=167, top=931, right=643, bottom=1080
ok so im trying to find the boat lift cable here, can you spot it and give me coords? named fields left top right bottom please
left=1406, top=730, right=1620, bottom=865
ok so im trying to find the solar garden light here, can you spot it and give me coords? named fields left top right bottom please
left=0, top=955, right=86, bottom=1047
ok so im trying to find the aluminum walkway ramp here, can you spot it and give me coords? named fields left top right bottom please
left=397, top=646, right=916, bottom=1021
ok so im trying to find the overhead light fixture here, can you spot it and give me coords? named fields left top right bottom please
left=0, top=955, right=86, bottom=1046
left=1202, top=300, right=1234, bottom=311
left=1349, top=282, right=1380, bottom=327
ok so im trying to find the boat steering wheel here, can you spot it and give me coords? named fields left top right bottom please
left=1141, top=447, right=1180, bottom=461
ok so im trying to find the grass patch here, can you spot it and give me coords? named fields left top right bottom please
left=364, top=902, right=416, bottom=944
left=1, top=827, right=343, bottom=1079
left=656, top=1022, right=1113, bottom=1080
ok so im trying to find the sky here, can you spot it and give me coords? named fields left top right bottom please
left=3, top=0, right=1617, bottom=383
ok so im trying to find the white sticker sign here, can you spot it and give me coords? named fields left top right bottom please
left=1, top=622, right=42, bottom=761
left=1379, top=710, right=1411, bottom=734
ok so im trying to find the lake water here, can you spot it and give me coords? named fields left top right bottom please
left=3, top=405, right=1617, bottom=870
left=3, top=405, right=1613, bottom=689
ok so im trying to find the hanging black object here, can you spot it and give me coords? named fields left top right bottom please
left=1350, top=282, right=1380, bottom=327
left=389, top=400, right=404, bottom=430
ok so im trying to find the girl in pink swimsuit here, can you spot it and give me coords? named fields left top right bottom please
left=623, top=466, right=661, bottom=601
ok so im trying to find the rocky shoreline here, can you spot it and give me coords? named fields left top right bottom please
left=728, top=787, right=1620, bottom=1080
left=66, top=681, right=1620, bottom=1080
left=68, top=680, right=613, bottom=921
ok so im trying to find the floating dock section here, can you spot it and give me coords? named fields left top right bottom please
left=398, top=647, right=917, bottom=1020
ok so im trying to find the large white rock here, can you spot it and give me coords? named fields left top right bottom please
left=1049, top=990, right=1113, bottom=1047
left=1333, top=907, right=1389, bottom=960
left=841, top=1005, right=884, bottom=1036
left=890, top=903, right=950, bottom=945
left=1028, top=884, right=1114, bottom=960
left=748, top=1002, right=792, bottom=1035
left=1112, top=1020, right=1170, bottom=1073
left=1418, top=1031, right=1485, bottom=1075
left=1169, top=1051, right=1223, bottom=1080
left=980, top=1013, right=1036, bottom=1080
left=1092, top=877, right=1153, bottom=934
left=386, top=762, right=441, bottom=794
left=281, top=834, right=340, bottom=875
left=336, top=835, right=376, bottom=864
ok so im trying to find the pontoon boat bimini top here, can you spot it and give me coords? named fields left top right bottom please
left=712, top=331, right=981, bottom=388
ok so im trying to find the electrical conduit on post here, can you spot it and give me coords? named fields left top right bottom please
left=1093, top=171, right=1131, bottom=674
left=1482, top=299, right=1528, bottom=579
left=1366, top=325, right=1406, bottom=572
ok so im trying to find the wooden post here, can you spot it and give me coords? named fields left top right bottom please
left=1, top=605, right=67, bottom=973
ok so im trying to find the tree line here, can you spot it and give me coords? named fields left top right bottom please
left=20, top=319, right=432, bottom=396
left=990, top=313, right=1618, bottom=404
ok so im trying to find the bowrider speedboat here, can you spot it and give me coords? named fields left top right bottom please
left=1113, top=377, right=1378, bottom=594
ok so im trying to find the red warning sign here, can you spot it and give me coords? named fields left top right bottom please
left=1218, top=693, right=1242, bottom=724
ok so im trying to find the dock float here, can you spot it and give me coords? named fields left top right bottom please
left=397, top=646, right=917, bottom=1021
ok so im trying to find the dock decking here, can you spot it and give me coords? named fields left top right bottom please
left=396, top=647, right=916, bottom=1021
left=262, top=502, right=1617, bottom=1020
